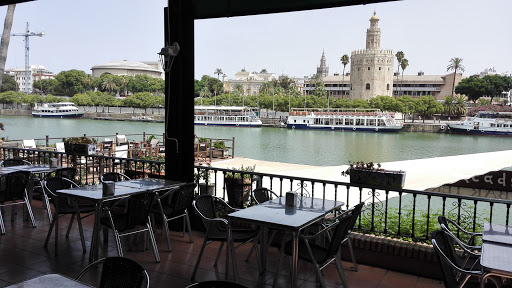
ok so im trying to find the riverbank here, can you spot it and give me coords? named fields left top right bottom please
left=1, top=108, right=460, bottom=133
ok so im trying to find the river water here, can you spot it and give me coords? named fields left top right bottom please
left=2, top=115, right=512, bottom=166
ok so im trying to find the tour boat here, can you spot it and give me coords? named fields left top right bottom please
left=448, top=111, right=512, bottom=136
left=32, top=102, right=84, bottom=118
left=194, top=105, right=262, bottom=127
left=286, top=108, right=403, bottom=132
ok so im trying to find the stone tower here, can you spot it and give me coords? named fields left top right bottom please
left=316, top=50, right=329, bottom=78
left=349, top=12, right=394, bottom=100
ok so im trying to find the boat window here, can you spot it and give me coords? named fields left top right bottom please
left=491, top=123, right=496, bottom=127
left=294, top=120, right=296, bottom=123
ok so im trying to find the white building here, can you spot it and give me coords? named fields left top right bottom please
left=6, top=65, right=55, bottom=93
left=223, top=71, right=278, bottom=96
left=91, top=60, right=164, bottom=79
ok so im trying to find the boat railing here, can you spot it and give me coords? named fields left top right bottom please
left=1, top=145, right=508, bottom=243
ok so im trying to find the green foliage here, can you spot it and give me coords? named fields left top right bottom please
left=138, top=154, right=165, bottom=172
left=62, top=136, right=97, bottom=144
left=1, top=74, right=17, bottom=92
left=415, top=96, right=444, bottom=119
left=54, top=69, right=89, bottom=96
left=146, top=134, right=158, bottom=144
left=224, top=165, right=256, bottom=179
left=213, top=140, right=226, bottom=149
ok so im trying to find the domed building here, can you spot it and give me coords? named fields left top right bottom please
left=91, top=60, right=163, bottom=79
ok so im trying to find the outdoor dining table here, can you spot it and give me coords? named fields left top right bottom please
left=5, top=273, right=92, bottom=288
left=53, top=178, right=183, bottom=262
left=228, top=196, right=344, bottom=287
left=480, top=223, right=512, bottom=287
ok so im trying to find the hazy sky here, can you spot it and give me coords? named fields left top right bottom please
left=1, top=0, right=510, bottom=80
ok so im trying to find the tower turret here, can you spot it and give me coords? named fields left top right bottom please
left=366, top=12, right=381, bottom=50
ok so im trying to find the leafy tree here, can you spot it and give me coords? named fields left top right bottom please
left=415, top=95, right=444, bottom=122
left=369, top=96, right=398, bottom=111
left=1, top=74, right=16, bottom=92
left=21, top=94, right=43, bottom=108
left=198, top=75, right=223, bottom=95
left=118, top=75, right=131, bottom=96
left=128, top=74, right=153, bottom=93
left=400, top=58, right=409, bottom=96
left=71, top=93, right=94, bottom=106
left=214, top=68, right=223, bottom=80
left=443, top=96, right=454, bottom=116
left=397, top=95, right=416, bottom=121
left=260, top=69, right=267, bottom=73
left=55, top=69, right=89, bottom=96
left=43, top=94, right=61, bottom=103
left=455, top=75, right=491, bottom=103
left=33, top=78, right=58, bottom=94
left=0, top=91, right=23, bottom=108
left=447, top=57, right=465, bottom=96
left=278, top=75, right=294, bottom=90
left=81, top=74, right=94, bottom=93
left=482, top=75, right=512, bottom=104
left=454, top=95, right=467, bottom=116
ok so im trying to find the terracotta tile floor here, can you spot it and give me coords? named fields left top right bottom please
left=0, top=200, right=444, bottom=288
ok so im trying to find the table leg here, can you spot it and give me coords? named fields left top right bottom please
left=291, top=231, right=299, bottom=288
left=260, top=226, right=268, bottom=274
left=226, top=226, right=231, bottom=280
left=89, top=202, right=101, bottom=263
left=54, top=203, right=59, bottom=255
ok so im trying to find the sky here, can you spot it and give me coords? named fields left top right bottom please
left=0, top=0, right=511, bottom=81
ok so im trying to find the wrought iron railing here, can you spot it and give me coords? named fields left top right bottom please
left=2, top=146, right=510, bottom=242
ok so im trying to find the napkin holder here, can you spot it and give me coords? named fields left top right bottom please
left=285, top=191, right=297, bottom=207
left=49, top=158, right=58, bottom=168
left=102, top=181, right=115, bottom=197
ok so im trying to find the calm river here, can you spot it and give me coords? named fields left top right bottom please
left=2, top=115, right=512, bottom=166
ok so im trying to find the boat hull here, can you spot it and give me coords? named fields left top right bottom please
left=448, top=125, right=512, bottom=136
left=32, top=112, right=84, bottom=118
left=195, top=121, right=261, bottom=127
left=287, top=123, right=402, bottom=132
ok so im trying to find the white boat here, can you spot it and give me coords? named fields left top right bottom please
left=32, top=102, right=84, bottom=118
left=194, top=105, right=262, bottom=127
left=132, top=115, right=154, bottom=121
left=286, top=108, right=403, bottom=132
left=448, top=111, right=512, bottom=136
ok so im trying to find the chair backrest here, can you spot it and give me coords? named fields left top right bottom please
left=320, top=213, right=353, bottom=263
left=0, top=171, right=32, bottom=203
left=116, top=135, right=128, bottom=146
left=165, top=183, right=197, bottom=216
left=115, top=145, right=129, bottom=159
left=0, top=158, right=32, bottom=167
left=76, top=256, right=149, bottom=288
left=55, top=142, right=65, bottom=152
left=53, top=167, right=78, bottom=181
left=122, top=192, right=158, bottom=229
left=346, top=202, right=364, bottom=232
left=101, top=172, right=130, bottom=182
left=103, top=138, right=114, bottom=150
left=193, top=195, right=233, bottom=233
left=252, top=187, right=278, bottom=204
left=23, top=139, right=36, bottom=149
left=186, top=280, right=249, bottom=288
left=43, top=177, right=79, bottom=208
left=431, top=229, right=466, bottom=288
left=150, top=138, right=159, bottom=148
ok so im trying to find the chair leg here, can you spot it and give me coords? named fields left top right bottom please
left=272, top=236, right=287, bottom=288
left=24, top=198, right=36, bottom=228
left=0, top=209, right=5, bottom=234
left=185, top=211, right=193, bottom=243
left=161, top=214, right=172, bottom=251
left=147, top=218, right=160, bottom=263
left=335, top=256, right=349, bottom=288
left=44, top=195, right=53, bottom=223
left=347, top=236, right=358, bottom=271
left=191, top=237, right=209, bottom=281
left=214, top=241, right=225, bottom=267
left=75, top=211, right=87, bottom=253
left=66, top=213, right=75, bottom=238
left=44, top=214, right=57, bottom=247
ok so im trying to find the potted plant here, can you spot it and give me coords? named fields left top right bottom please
left=127, top=154, right=165, bottom=179
left=62, top=136, right=97, bottom=156
left=212, top=140, right=228, bottom=158
left=224, top=165, right=256, bottom=208
left=195, top=161, right=214, bottom=195
left=341, top=161, right=406, bottom=189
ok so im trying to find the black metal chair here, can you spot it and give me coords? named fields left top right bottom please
left=251, top=187, right=279, bottom=204
left=0, top=171, right=36, bottom=234
left=274, top=212, right=353, bottom=288
left=0, top=158, right=32, bottom=167
left=151, top=182, right=196, bottom=251
left=340, top=202, right=364, bottom=271
left=438, top=215, right=483, bottom=246
left=100, top=172, right=131, bottom=182
left=191, top=195, right=259, bottom=281
left=76, top=256, right=149, bottom=288
left=431, top=229, right=499, bottom=288
left=186, top=280, right=249, bottom=288
left=43, top=177, right=96, bottom=253
left=99, top=191, right=160, bottom=262
left=35, top=167, right=78, bottom=222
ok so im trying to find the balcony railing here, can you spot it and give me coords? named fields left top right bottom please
left=2, top=146, right=511, bottom=243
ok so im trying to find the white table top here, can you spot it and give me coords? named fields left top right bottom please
left=5, top=274, right=91, bottom=288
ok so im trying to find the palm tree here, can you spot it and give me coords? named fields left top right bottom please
left=0, top=4, right=16, bottom=91
left=118, top=75, right=130, bottom=96
left=101, top=78, right=117, bottom=93
left=454, top=95, right=467, bottom=116
left=400, top=58, right=409, bottom=96
left=443, top=96, right=454, bottom=117
left=214, top=68, right=223, bottom=80
left=447, top=57, right=465, bottom=96
left=81, top=74, right=93, bottom=93
left=340, top=54, right=349, bottom=98
left=395, top=51, right=404, bottom=96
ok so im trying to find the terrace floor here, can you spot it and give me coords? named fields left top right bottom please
left=0, top=199, right=444, bottom=288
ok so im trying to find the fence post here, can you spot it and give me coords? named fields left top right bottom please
left=143, top=132, right=146, bottom=142
left=232, top=137, right=235, bottom=158
left=46, top=135, right=49, bottom=147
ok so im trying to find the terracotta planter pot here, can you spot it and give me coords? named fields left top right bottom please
left=224, top=177, right=252, bottom=208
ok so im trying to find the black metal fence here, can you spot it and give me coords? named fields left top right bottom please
left=3, top=146, right=511, bottom=243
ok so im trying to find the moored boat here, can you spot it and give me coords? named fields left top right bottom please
left=32, top=102, right=84, bottom=118
left=194, top=105, right=262, bottom=127
left=286, top=108, right=403, bottom=132
left=448, top=111, right=512, bottom=136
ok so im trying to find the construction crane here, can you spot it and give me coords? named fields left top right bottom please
left=11, top=22, right=44, bottom=94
